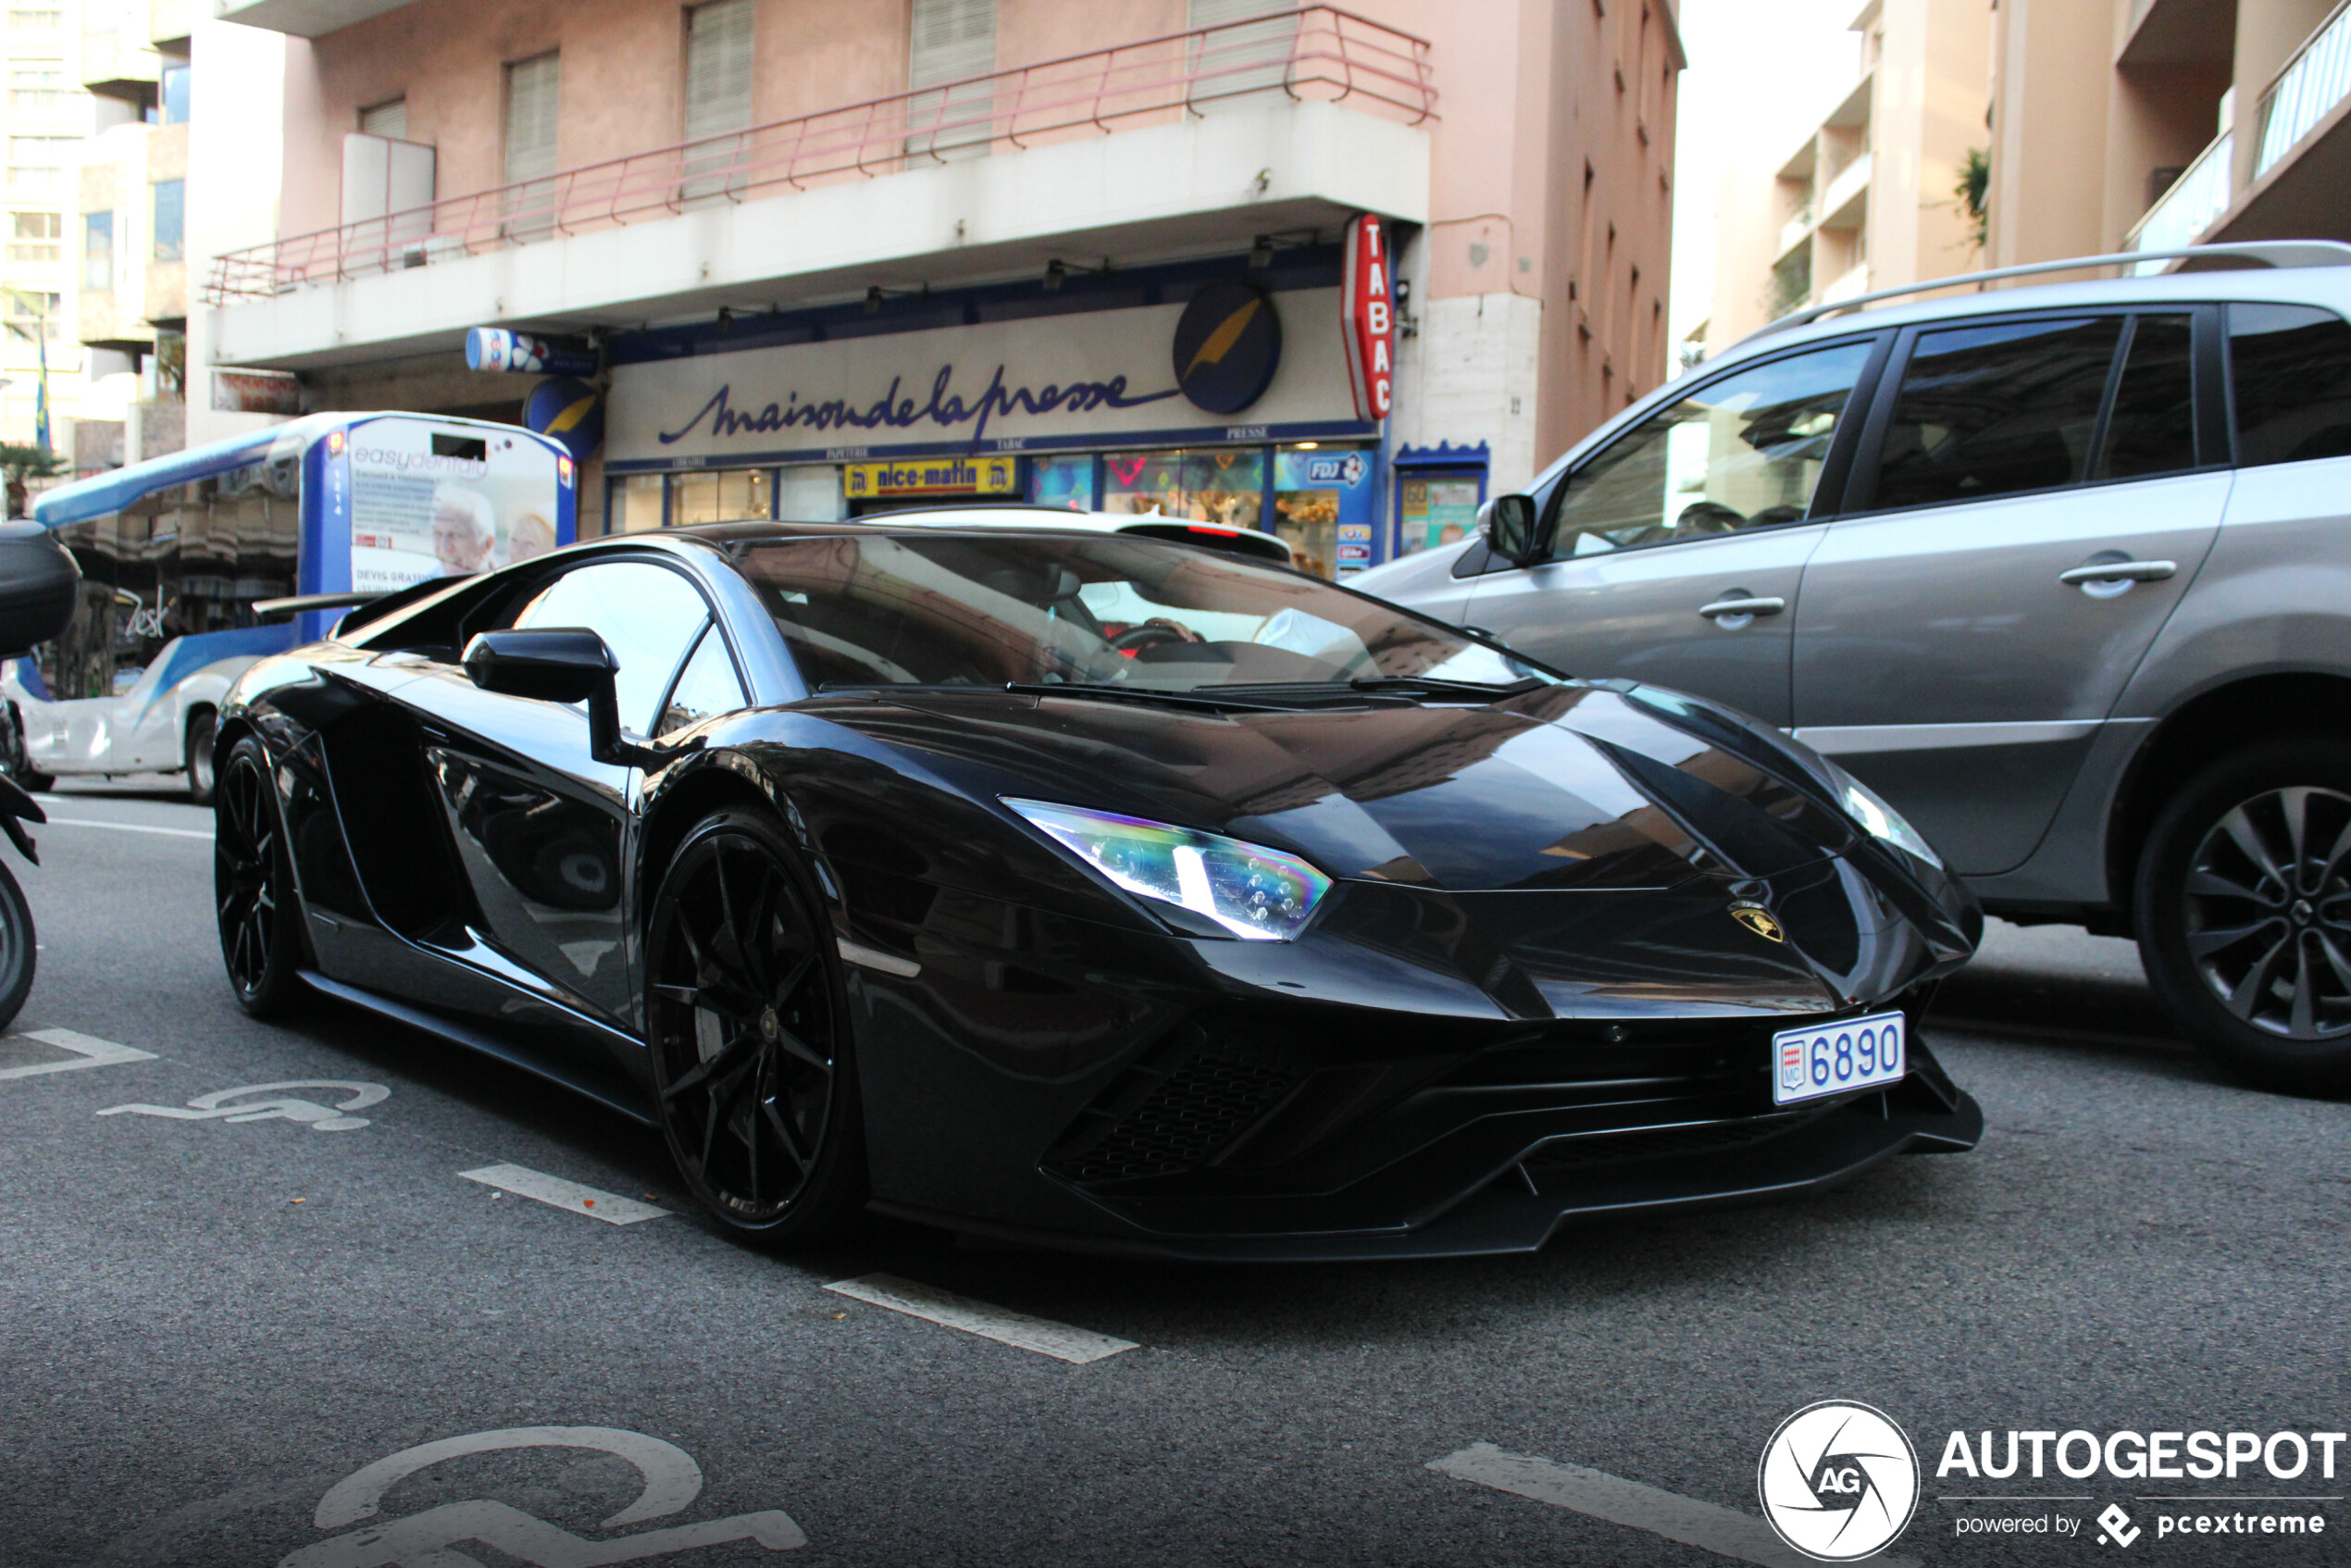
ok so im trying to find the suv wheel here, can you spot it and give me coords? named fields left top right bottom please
left=2136, top=737, right=2351, bottom=1092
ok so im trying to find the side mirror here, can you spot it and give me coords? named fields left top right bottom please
left=1476, top=493, right=1542, bottom=566
left=461, top=628, right=662, bottom=770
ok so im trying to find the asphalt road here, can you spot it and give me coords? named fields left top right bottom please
left=4, top=778, right=2346, bottom=1568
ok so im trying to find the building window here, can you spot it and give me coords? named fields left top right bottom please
left=684, top=0, right=753, bottom=143
left=6, top=207, right=55, bottom=261
left=910, top=0, right=992, bottom=87
left=82, top=208, right=109, bottom=288
left=158, top=61, right=189, bottom=124
left=359, top=96, right=406, bottom=140
left=6, top=134, right=70, bottom=192
left=8, top=60, right=62, bottom=112
left=151, top=179, right=183, bottom=261
left=6, top=288, right=57, bottom=339
left=6, top=8, right=60, bottom=27
left=503, top=52, right=560, bottom=187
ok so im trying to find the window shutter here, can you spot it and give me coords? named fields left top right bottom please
left=503, top=53, right=560, bottom=187
left=909, top=0, right=993, bottom=90
left=1187, top=0, right=1286, bottom=23
left=359, top=97, right=406, bottom=141
left=685, top=0, right=753, bottom=142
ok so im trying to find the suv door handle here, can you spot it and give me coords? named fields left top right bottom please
left=1698, top=596, right=1786, bottom=618
left=2059, top=559, right=2175, bottom=586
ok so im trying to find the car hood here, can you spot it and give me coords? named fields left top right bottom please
left=813, top=683, right=1866, bottom=895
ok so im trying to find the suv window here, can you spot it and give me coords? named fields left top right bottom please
left=1872, top=316, right=2121, bottom=511
left=510, top=560, right=711, bottom=733
left=1543, top=338, right=1874, bottom=557
left=2228, top=303, right=2351, bottom=467
left=2096, top=314, right=2196, bottom=481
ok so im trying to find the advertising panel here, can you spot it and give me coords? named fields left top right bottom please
left=1340, top=214, right=1396, bottom=422
left=843, top=454, right=1019, bottom=502
left=345, top=420, right=567, bottom=593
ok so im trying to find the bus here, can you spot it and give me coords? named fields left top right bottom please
left=4, top=412, right=577, bottom=800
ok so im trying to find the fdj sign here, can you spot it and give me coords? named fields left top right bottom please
left=843, top=455, right=1019, bottom=499
left=1341, top=213, right=1396, bottom=421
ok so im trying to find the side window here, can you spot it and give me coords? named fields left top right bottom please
left=2096, top=315, right=2196, bottom=481
left=2228, top=303, right=2351, bottom=467
left=1546, top=339, right=1874, bottom=557
left=1871, top=316, right=2121, bottom=511
left=656, top=623, right=747, bottom=738
left=511, top=561, right=710, bottom=733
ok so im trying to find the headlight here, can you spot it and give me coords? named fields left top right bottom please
left=1003, top=799, right=1332, bottom=940
left=1824, top=761, right=1943, bottom=869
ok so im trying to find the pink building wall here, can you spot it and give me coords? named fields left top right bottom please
left=275, top=0, right=1679, bottom=458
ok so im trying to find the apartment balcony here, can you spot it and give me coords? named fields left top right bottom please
left=206, top=7, right=1435, bottom=370
left=1819, top=262, right=1871, bottom=305
left=1776, top=208, right=1813, bottom=260
left=1818, top=149, right=1871, bottom=230
left=2126, top=127, right=2232, bottom=265
left=211, top=0, right=417, bottom=39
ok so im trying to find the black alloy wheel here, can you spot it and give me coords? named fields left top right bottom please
left=214, top=734, right=304, bottom=1017
left=186, top=709, right=217, bottom=806
left=2137, top=737, right=2351, bottom=1092
left=646, top=807, right=864, bottom=1244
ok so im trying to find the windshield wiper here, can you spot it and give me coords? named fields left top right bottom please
left=1350, top=675, right=1548, bottom=700
left=1204, top=677, right=1547, bottom=704
left=1001, top=681, right=1291, bottom=714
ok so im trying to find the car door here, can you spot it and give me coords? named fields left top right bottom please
left=1791, top=308, right=2228, bottom=876
left=408, top=556, right=720, bottom=1027
left=1462, top=335, right=1882, bottom=727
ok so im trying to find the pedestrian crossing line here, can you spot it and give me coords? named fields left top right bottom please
left=823, top=1273, right=1138, bottom=1363
left=458, top=1163, right=668, bottom=1225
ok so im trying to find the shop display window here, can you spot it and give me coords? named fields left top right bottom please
left=1101, top=448, right=1266, bottom=529
left=1273, top=444, right=1374, bottom=579
left=1030, top=454, right=1096, bottom=512
left=612, top=474, right=665, bottom=533
left=671, top=467, right=773, bottom=526
left=1397, top=474, right=1483, bottom=554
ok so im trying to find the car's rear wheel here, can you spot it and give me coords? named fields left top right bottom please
left=2136, top=737, right=2351, bottom=1092
left=215, top=734, right=305, bottom=1017
left=185, top=709, right=217, bottom=806
left=646, top=807, right=865, bottom=1245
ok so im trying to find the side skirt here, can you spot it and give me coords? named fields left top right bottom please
left=298, top=968, right=657, bottom=1128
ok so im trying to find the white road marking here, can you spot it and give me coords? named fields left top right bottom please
left=458, top=1164, right=667, bottom=1225
left=289, top=1425, right=805, bottom=1563
left=823, top=1272, right=1138, bottom=1363
left=0, top=1027, right=158, bottom=1080
left=43, top=816, right=211, bottom=840
left=1428, top=1443, right=1920, bottom=1568
left=100, top=1080, right=388, bottom=1132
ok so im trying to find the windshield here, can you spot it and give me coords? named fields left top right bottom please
left=733, top=532, right=1552, bottom=692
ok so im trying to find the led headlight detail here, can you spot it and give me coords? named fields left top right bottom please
left=1004, top=799, right=1332, bottom=940
left=1824, top=760, right=1943, bottom=869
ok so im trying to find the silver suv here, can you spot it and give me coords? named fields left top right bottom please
left=1355, top=243, right=2351, bottom=1092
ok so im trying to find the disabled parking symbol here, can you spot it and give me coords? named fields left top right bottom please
left=98, top=1080, right=390, bottom=1132
left=279, top=1425, right=805, bottom=1566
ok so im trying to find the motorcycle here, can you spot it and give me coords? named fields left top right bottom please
left=0, top=517, right=81, bottom=1029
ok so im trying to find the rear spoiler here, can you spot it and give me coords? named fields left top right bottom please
left=1116, top=521, right=1294, bottom=565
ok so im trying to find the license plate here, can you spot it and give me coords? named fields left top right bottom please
left=1773, top=1010, right=1906, bottom=1105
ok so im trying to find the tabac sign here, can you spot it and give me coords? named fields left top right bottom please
left=844, top=455, right=1019, bottom=500
left=1341, top=214, right=1396, bottom=421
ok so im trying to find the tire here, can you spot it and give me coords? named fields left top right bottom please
left=185, top=709, right=217, bottom=806
left=645, top=806, right=865, bottom=1246
left=214, top=734, right=305, bottom=1018
left=0, top=860, right=36, bottom=1033
left=2135, top=736, right=2351, bottom=1093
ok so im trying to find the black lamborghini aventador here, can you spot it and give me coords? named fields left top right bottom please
left=214, top=518, right=1983, bottom=1259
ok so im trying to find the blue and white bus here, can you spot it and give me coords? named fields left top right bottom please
left=5, top=412, right=576, bottom=800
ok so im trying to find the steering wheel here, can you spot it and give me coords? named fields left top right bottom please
left=1111, top=620, right=1192, bottom=653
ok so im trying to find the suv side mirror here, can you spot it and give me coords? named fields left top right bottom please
left=462, top=628, right=662, bottom=770
left=1477, top=493, right=1542, bottom=566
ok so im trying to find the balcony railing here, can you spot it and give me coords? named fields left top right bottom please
left=2125, top=126, right=2232, bottom=268
left=205, top=6, right=1433, bottom=306
left=2258, top=0, right=2351, bottom=180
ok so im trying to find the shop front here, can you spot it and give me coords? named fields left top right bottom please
left=598, top=255, right=1387, bottom=578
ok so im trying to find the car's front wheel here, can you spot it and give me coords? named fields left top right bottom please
left=2137, top=737, right=2351, bottom=1093
left=215, top=734, right=305, bottom=1017
left=645, top=806, right=865, bottom=1245
left=185, top=709, right=217, bottom=806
